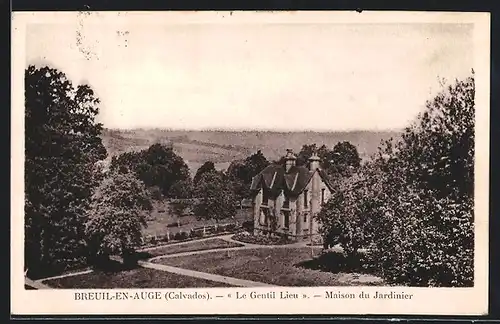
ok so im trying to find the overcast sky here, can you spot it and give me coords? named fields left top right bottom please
left=25, top=13, right=474, bottom=131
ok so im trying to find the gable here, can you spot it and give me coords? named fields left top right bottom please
left=250, top=165, right=334, bottom=197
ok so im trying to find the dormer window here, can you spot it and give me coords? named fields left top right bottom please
left=321, top=188, right=325, bottom=205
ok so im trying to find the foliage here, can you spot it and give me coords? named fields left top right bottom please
left=193, top=161, right=217, bottom=185
left=281, top=142, right=361, bottom=179
left=295, top=144, right=331, bottom=167
left=168, top=179, right=194, bottom=199
left=399, top=75, right=475, bottom=200
left=85, top=170, right=152, bottom=264
left=227, top=150, right=270, bottom=199
left=24, top=65, right=107, bottom=277
left=193, top=171, right=237, bottom=223
left=317, top=168, right=379, bottom=256
left=328, top=141, right=362, bottom=177
left=110, top=143, right=191, bottom=198
left=317, top=73, right=475, bottom=286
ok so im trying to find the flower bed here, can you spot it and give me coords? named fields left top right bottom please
left=231, top=232, right=295, bottom=245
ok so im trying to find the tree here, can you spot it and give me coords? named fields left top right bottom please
left=193, top=171, right=237, bottom=223
left=317, top=73, right=475, bottom=286
left=287, top=142, right=361, bottom=179
left=110, top=143, right=191, bottom=198
left=227, top=150, right=270, bottom=199
left=325, top=141, right=362, bottom=177
left=24, top=65, right=107, bottom=277
left=85, top=170, right=152, bottom=266
left=193, top=161, right=217, bottom=185
left=168, top=178, right=194, bottom=199
left=295, top=144, right=330, bottom=167
left=316, top=165, right=381, bottom=257
left=398, top=74, right=475, bottom=200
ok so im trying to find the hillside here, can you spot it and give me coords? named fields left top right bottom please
left=100, top=128, right=402, bottom=174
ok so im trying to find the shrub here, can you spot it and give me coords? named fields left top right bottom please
left=190, top=229, right=204, bottom=239
left=242, top=220, right=254, bottom=232
left=226, top=223, right=237, bottom=232
left=173, top=231, right=189, bottom=241
left=149, top=237, right=157, bottom=246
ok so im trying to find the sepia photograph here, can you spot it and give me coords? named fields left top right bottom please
left=11, top=11, right=490, bottom=315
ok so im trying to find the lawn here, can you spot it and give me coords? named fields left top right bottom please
left=137, top=238, right=245, bottom=258
left=154, top=247, right=385, bottom=287
left=43, top=267, right=233, bottom=288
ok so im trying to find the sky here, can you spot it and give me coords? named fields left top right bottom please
left=25, top=13, right=474, bottom=132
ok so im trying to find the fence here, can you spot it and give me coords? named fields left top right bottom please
left=141, top=221, right=242, bottom=248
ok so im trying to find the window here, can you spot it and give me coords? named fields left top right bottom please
left=283, top=197, right=290, bottom=209
left=304, top=190, right=308, bottom=208
left=259, top=209, right=267, bottom=225
left=283, top=211, right=290, bottom=228
left=303, top=212, right=308, bottom=223
left=321, top=189, right=325, bottom=205
left=262, top=190, right=269, bottom=205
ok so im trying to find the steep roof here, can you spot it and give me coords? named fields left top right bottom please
left=250, top=164, right=333, bottom=197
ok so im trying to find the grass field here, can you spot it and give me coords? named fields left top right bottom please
left=138, top=238, right=245, bottom=258
left=154, top=248, right=385, bottom=287
left=43, top=266, right=233, bottom=288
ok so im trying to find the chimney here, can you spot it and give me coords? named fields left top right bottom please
left=284, top=149, right=297, bottom=172
left=308, top=152, right=321, bottom=171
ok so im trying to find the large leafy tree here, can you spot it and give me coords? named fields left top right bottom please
left=168, top=179, right=194, bottom=199
left=227, top=150, right=270, bottom=199
left=295, top=144, right=331, bottom=167
left=193, top=171, right=237, bottom=223
left=25, top=65, right=107, bottom=277
left=85, top=170, right=152, bottom=265
left=193, top=161, right=217, bottom=185
left=326, top=141, right=362, bottom=177
left=398, top=74, right=475, bottom=200
left=110, top=143, right=191, bottom=197
left=317, top=73, right=475, bottom=287
left=284, top=142, right=361, bottom=178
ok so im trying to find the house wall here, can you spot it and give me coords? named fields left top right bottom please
left=253, top=189, right=263, bottom=235
left=252, top=170, right=331, bottom=242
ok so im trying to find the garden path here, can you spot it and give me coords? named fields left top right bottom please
left=138, top=260, right=274, bottom=287
left=25, top=277, right=52, bottom=289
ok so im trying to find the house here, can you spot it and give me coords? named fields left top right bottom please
left=249, top=149, right=334, bottom=242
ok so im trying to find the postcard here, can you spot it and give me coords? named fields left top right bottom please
left=11, top=10, right=490, bottom=316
